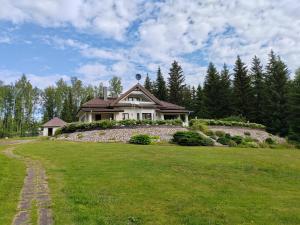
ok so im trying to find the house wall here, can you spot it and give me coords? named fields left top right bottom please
left=42, top=127, right=59, bottom=136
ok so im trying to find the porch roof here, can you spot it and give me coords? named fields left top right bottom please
left=80, top=108, right=124, bottom=113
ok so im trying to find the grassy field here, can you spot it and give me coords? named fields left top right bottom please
left=9, top=140, right=299, bottom=225
left=0, top=145, right=26, bottom=225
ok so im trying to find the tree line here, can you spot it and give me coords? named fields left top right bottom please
left=144, top=51, right=299, bottom=141
left=0, top=50, right=299, bottom=142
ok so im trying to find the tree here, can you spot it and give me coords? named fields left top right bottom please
left=288, top=68, right=300, bottom=142
left=154, top=67, right=167, bottom=100
left=218, top=64, right=233, bottom=117
left=264, top=51, right=290, bottom=136
left=168, top=61, right=185, bottom=105
left=193, top=85, right=205, bottom=118
left=94, top=82, right=104, bottom=98
left=232, top=56, right=252, bottom=119
left=144, top=74, right=153, bottom=93
left=42, top=87, right=56, bottom=122
left=182, top=85, right=192, bottom=110
left=203, top=62, right=221, bottom=118
left=250, top=56, right=265, bottom=123
left=109, top=76, right=123, bottom=97
left=61, top=88, right=76, bottom=122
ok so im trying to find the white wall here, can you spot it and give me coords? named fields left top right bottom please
left=114, top=108, right=157, bottom=120
left=42, top=127, right=59, bottom=136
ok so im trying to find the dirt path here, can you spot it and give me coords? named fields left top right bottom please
left=1, top=140, right=53, bottom=225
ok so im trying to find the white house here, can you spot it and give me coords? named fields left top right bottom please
left=77, top=83, right=190, bottom=125
left=42, top=117, right=67, bottom=136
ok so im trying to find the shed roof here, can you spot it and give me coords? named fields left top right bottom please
left=42, top=117, right=67, bottom=127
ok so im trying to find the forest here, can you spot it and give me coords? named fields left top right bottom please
left=0, top=50, right=299, bottom=142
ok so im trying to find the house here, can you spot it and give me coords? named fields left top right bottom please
left=42, top=117, right=67, bottom=136
left=77, top=83, right=189, bottom=125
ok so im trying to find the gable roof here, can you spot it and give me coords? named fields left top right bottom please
left=110, top=83, right=161, bottom=106
left=79, top=83, right=188, bottom=112
left=42, top=117, right=67, bottom=127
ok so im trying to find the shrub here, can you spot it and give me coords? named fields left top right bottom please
left=189, top=119, right=265, bottom=129
left=190, top=120, right=208, bottom=132
left=54, top=128, right=62, bottom=136
left=215, top=130, right=225, bottom=137
left=217, top=136, right=231, bottom=145
left=221, top=116, right=247, bottom=122
left=225, top=133, right=231, bottom=139
left=129, top=134, right=151, bottom=145
left=228, top=140, right=238, bottom=147
left=232, top=136, right=243, bottom=144
left=244, top=131, right=251, bottom=136
left=245, top=142, right=259, bottom=148
left=265, top=137, right=276, bottom=145
left=76, top=133, right=84, bottom=139
left=204, top=130, right=215, bottom=137
left=172, top=131, right=214, bottom=146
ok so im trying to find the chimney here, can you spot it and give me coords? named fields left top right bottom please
left=103, top=86, right=108, bottom=100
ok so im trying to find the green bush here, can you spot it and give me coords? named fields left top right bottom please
left=172, top=131, right=214, bottom=146
left=60, top=119, right=182, bottom=134
left=129, top=134, right=151, bottom=145
left=190, top=119, right=265, bottom=129
left=265, top=137, right=276, bottom=145
left=54, top=128, right=62, bottom=136
left=217, top=136, right=231, bottom=145
left=228, top=140, right=238, bottom=147
left=232, top=136, right=243, bottom=144
left=244, top=131, right=251, bottom=136
left=215, top=130, right=225, bottom=137
left=190, top=120, right=208, bottom=132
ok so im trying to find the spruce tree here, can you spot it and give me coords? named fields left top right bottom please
left=288, top=68, right=300, bottom=142
left=203, top=62, right=221, bottom=118
left=182, top=85, right=192, bottom=110
left=194, top=84, right=205, bottom=118
left=167, top=61, right=185, bottom=105
left=250, top=56, right=265, bottom=123
left=265, top=51, right=289, bottom=136
left=154, top=67, right=167, bottom=100
left=232, top=56, right=252, bottom=119
left=219, top=64, right=233, bottom=117
left=144, top=74, right=153, bottom=93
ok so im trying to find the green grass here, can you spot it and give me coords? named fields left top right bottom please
left=14, top=141, right=300, bottom=225
left=0, top=146, right=26, bottom=225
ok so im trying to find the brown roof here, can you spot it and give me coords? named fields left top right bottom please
left=79, top=83, right=187, bottom=112
left=42, top=117, right=67, bottom=127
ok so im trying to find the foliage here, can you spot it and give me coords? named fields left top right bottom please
left=109, top=76, right=123, bottom=97
left=144, top=74, right=154, bottom=93
left=154, top=67, right=167, bottom=101
left=190, top=120, right=208, bottom=132
left=221, top=115, right=247, bottom=122
left=172, top=131, right=214, bottom=146
left=129, top=134, right=151, bottom=145
left=190, top=119, right=265, bottom=129
left=59, top=119, right=182, bottom=133
left=265, top=137, right=276, bottom=145
left=215, top=130, right=225, bottom=137
left=168, top=60, right=185, bottom=105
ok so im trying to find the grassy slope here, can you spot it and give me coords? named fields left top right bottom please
left=0, top=146, right=26, bottom=225
left=16, top=141, right=300, bottom=225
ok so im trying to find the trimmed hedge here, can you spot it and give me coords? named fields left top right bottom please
left=129, top=134, right=151, bottom=145
left=172, top=131, right=214, bottom=146
left=58, top=119, right=183, bottom=134
left=190, top=119, right=265, bottom=129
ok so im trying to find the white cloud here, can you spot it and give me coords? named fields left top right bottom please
left=0, top=36, right=11, bottom=43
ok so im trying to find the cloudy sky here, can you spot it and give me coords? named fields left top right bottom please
left=0, top=0, right=299, bottom=89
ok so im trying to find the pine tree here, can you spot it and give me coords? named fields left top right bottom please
left=232, top=56, right=252, bottom=119
left=250, top=56, right=265, bottom=123
left=219, top=64, right=233, bottom=117
left=144, top=74, right=153, bottom=93
left=154, top=67, right=167, bottom=100
left=167, top=61, right=185, bottom=105
left=182, top=85, right=192, bottom=110
left=288, top=68, right=300, bottom=142
left=61, top=88, right=76, bottom=122
left=203, top=62, right=221, bottom=118
left=264, top=51, right=289, bottom=136
left=194, top=85, right=205, bottom=118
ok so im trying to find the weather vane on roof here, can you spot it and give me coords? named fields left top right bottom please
left=136, top=73, right=142, bottom=83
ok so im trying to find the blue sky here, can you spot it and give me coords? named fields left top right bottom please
left=0, top=0, right=299, bottom=89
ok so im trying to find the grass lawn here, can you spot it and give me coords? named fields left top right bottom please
left=13, top=141, right=300, bottom=225
left=0, top=146, right=26, bottom=225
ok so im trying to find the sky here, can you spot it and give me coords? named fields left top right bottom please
left=0, top=0, right=299, bottom=89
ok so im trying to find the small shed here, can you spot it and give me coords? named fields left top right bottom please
left=42, top=117, right=67, bottom=136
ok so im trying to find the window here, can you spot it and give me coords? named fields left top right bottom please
left=122, top=113, right=129, bottom=120
left=142, top=113, right=152, bottom=120
left=128, top=97, right=134, bottom=101
left=137, top=113, right=140, bottom=120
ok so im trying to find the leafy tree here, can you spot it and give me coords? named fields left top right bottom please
left=94, top=82, right=104, bottom=98
left=264, top=51, right=290, bottom=136
left=203, top=62, right=221, bottom=118
left=154, top=67, right=167, bottom=100
left=42, top=86, right=56, bottom=122
left=109, top=76, right=123, bottom=97
left=232, top=56, right=252, bottom=119
left=250, top=56, right=265, bottom=123
left=61, top=88, right=76, bottom=122
left=288, top=68, right=300, bottom=141
left=168, top=61, right=185, bottom=105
